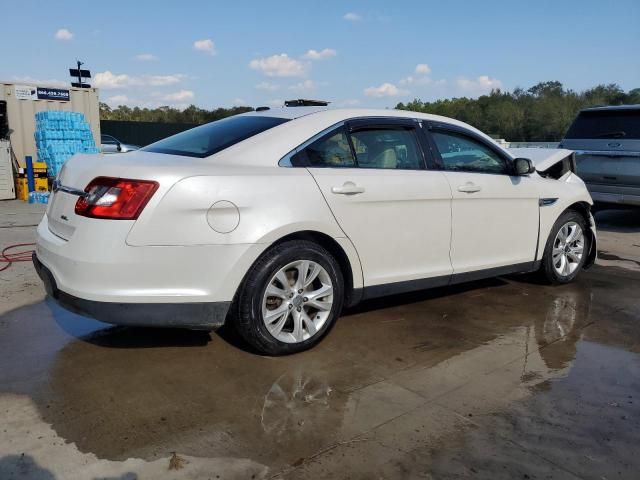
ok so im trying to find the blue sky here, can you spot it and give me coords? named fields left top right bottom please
left=2, top=0, right=638, bottom=109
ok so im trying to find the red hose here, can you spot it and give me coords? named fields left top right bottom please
left=0, top=243, right=36, bottom=272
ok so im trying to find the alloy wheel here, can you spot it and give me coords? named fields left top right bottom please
left=552, top=221, right=584, bottom=277
left=262, top=260, right=334, bottom=343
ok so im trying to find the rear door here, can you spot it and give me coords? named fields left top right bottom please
left=425, top=123, right=539, bottom=274
left=298, top=119, right=453, bottom=289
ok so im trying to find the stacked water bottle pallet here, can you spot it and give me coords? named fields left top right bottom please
left=28, top=191, right=50, bottom=204
left=34, top=111, right=100, bottom=177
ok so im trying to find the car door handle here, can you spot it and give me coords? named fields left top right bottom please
left=331, top=182, right=365, bottom=195
left=457, top=183, right=482, bottom=193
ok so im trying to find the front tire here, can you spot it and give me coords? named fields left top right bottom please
left=232, top=240, right=344, bottom=355
left=540, top=210, right=590, bottom=284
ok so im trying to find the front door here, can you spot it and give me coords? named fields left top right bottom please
left=427, top=126, right=539, bottom=274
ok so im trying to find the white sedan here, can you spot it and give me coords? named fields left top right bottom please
left=34, top=107, right=597, bottom=355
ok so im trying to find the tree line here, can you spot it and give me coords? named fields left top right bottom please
left=396, top=82, right=640, bottom=141
left=99, top=103, right=253, bottom=124
left=99, top=81, right=640, bottom=141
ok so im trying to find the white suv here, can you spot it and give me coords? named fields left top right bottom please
left=34, top=107, right=596, bottom=354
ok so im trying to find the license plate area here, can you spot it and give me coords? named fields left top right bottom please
left=47, top=191, right=78, bottom=240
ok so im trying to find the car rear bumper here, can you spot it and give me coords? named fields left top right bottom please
left=35, top=213, right=266, bottom=302
left=586, top=185, right=640, bottom=207
left=33, top=252, right=231, bottom=329
left=33, top=212, right=271, bottom=329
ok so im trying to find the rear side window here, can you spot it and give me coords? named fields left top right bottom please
left=142, top=115, right=289, bottom=158
left=305, top=130, right=356, bottom=167
left=350, top=128, right=423, bottom=170
left=564, top=110, right=640, bottom=139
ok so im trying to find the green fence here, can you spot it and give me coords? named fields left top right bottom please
left=100, top=120, right=200, bottom=147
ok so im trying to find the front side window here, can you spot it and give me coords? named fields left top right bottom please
left=350, top=128, right=423, bottom=170
left=142, top=115, right=289, bottom=158
left=432, top=130, right=507, bottom=174
left=306, top=129, right=356, bottom=167
left=101, top=135, right=117, bottom=144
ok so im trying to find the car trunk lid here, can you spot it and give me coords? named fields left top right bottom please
left=46, top=154, right=108, bottom=240
left=46, top=151, right=191, bottom=240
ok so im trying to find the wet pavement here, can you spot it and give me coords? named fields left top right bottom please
left=0, top=203, right=639, bottom=479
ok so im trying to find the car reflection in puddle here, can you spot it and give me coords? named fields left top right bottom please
left=261, top=370, right=333, bottom=436
left=536, top=288, right=592, bottom=371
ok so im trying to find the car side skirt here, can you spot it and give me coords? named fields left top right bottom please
left=355, top=261, right=542, bottom=302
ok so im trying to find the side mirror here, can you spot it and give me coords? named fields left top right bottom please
left=116, top=142, right=122, bottom=152
left=514, top=157, right=535, bottom=175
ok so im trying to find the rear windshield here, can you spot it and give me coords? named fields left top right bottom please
left=564, top=109, right=640, bottom=140
left=142, top=115, right=289, bottom=158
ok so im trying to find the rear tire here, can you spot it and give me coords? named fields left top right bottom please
left=540, top=210, right=590, bottom=285
left=232, top=240, right=344, bottom=355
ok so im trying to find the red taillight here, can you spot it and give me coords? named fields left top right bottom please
left=75, top=177, right=159, bottom=220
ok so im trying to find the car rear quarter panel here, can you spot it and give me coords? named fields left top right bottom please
left=126, top=165, right=365, bottom=292
left=127, top=166, right=344, bottom=246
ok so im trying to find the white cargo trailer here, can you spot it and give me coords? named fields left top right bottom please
left=0, top=82, right=100, bottom=168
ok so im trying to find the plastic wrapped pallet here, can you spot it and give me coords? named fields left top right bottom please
left=28, top=191, right=50, bottom=204
left=34, top=111, right=100, bottom=178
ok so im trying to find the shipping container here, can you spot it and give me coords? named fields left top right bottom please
left=0, top=82, right=101, bottom=167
